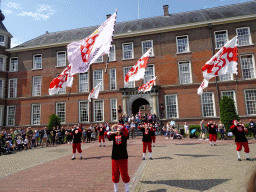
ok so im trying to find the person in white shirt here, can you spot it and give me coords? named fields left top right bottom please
left=184, top=122, right=189, bottom=139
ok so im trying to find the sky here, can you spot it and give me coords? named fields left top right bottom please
left=1, top=0, right=253, bottom=48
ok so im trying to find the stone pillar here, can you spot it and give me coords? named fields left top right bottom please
left=151, top=93, right=158, bottom=116
left=122, top=95, right=129, bottom=116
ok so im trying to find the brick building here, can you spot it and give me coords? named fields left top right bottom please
left=2, top=1, right=256, bottom=129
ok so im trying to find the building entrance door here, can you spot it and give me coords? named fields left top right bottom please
left=132, top=98, right=150, bottom=115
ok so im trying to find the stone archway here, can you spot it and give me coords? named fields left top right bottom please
left=132, top=98, right=150, bottom=115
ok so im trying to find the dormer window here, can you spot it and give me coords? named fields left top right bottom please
left=0, top=35, right=4, bottom=46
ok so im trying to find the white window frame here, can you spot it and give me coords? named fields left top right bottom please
left=94, top=99, right=104, bottom=122
left=56, top=102, right=66, bottom=123
left=9, top=57, right=18, bottom=72
left=31, top=104, right=41, bottom=125
left=0, top=79, right=5, bottom=98
left=201, top=92, right=216, bottom=117
left=8, top=78, right=17, bottom=98
left=0, top=35, right=6, bottom=47
left=0, top=55, right=7, bottom=71
left=94, top=56, right=103, bottom=63
left=110, top=99, right=117, bottom=122
left=79, top=72, right=89, bottom=92
left=240, top=54, right=256, bottom=79
left=56, top=51, right=66, bottom=67
left=109, top=45, right=116, bottom=62
left=176, top=35, right=190, bottom=54
left=32, top=76, right=42, bottom=96
left=93, top=70, right=103, bottom=91
left=7, top=106, right=16, bottom=126
left=214, top=30, right=228, bottom=49
left=55, top=73, right=66, bottom=94
left=244, top=89, right=256, bottom=115
left=221, top=90, right=237, bottom=112
left=0, top=105, right=4, bottom=126
left=218, top=74, right=234, bottom=81
left=122, top=42, right=134, bottom=60
left=165, top=95, right=179, bottom=119
left=123, top=67, right=135, bottom=88
left=178, top=61, right=192, bottom=84
left=144, top=64, right=155, bottom=84
left=141, top=40, right=154, bottom=56
left=109, top=68, right=116, bottom=90
left=236, top=27, right=252, bottom=46
left=33, top=54, right=42, bottom=70
left=79, top=101, right=89, bottom=123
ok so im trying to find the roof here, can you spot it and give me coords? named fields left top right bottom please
left=13, top=1, right=256, bottom=49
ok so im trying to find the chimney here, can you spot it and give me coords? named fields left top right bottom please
left=163, top=5, right=169, bottom=16
left=106, top=14, right=111, bottom=19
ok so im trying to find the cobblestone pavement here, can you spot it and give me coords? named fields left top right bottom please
left=1, top=136, right=256, bottom=192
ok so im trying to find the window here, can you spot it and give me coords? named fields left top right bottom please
left=0, top=35, right=4, bottom=46
left=141, top=40, right=154, bottom=56
left=0, top=79, right=4, bottom=98
left=7, top=106, right=15, bottom=126
left=94, top=100, right=104, bottom=122
left=0, top=56, right=6, bottom=71
left=79, top=101, right=89, bottom=123
left=56, top=102, right=65, bottom=123
left=176, top=35, right=189, bottom=53
left=109, top=45, right=116, bottom=61
left=122, top=42, right=134, bottom=60
left=202, top=92, right=216, bottom=117
left=33, top=54, right=42, bottom=69
left=79, top=72, right=89, bottom=92
left=8, top=78, right=17, bottom=98
left=93, top=70, right=103, bottom=90
left=165, top=95, right=178, bottom=118
left=214, top=30, right=228, bottom=49
left=240, top=55, right=255, bottom=79
left=31, top=104, right=41, bottom=125
left=32, top=76, right=41, bottom=96
left=110, top=99, right=117, bottom=121
left=219, top=74, right=233, bottom=81
left=123, top=67, right=135, bottom=88
left=144, top=65, right=155, bottom=83
left=179, top=61, right=192, bottom=84
left=245, top=90, right=256, bottom=115
left=56, top=74, right=66, bottom=94
left=0, top=105, right=3, bottom=126
left=10, top=58, right=18, bottom=72
left=221, top=90, right=237, bottom=110
left=109, top=68, right=116, bottom=90
left=236, top=27, right=252, bottom=46
left=57, top=51, right=66, bottom=67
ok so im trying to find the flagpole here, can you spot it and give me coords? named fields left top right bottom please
left=68, top=87, right=72, bottom=100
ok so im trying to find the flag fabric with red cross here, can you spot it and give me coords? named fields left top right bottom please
left=88, top=82, right=102, bottom=102
left=138, top=76, right=157, bottom=93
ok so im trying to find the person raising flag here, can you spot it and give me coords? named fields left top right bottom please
left=70, top=125, right=83, bottom=160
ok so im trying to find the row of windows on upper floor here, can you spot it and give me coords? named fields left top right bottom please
left=1, top=26, right=254, bottom=72
left=2, top=89, right=256, bottom=126
left=0, top=52, right=255, bottom=99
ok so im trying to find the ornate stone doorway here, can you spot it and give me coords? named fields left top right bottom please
left=132, top=98, right=150, bottom=115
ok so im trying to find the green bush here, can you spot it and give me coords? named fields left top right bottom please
left=47, top=114, right=61, bottom=132
left=219, top=96, right=239, bottom=132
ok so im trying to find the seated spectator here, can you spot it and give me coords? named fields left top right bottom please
left=16, top=136, right=23, bottom=151
left=5, top=141, right=14, bottom=153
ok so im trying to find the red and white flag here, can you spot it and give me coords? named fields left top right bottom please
left=197, top=36, right=238, bottom=95
left=125, top=47, right=153, bottom=83
left=49, top=64, right=74, bottom=95
left=138, top=76, right=157, bottom=93
left=68, top=11, right=117, bottom=74
left=88, top=82, right=102, bottom=102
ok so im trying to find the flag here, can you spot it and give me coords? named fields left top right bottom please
left=49, top=64, right=74, bottom=95
left=88, top=82, right=102, bottom=102
left=202, top=36, right=238, bottom=81
left=125, top=47, right=153, bottom=83
left=68, top=11, right=117, bottom=74
left=138, top=76, right=157, bottom=93
left=197, top=79, right=209, bottom=95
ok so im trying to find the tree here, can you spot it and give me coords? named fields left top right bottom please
left=47, top=114, right=61, bottom=131
left=219, top=96, right=239, bottom=132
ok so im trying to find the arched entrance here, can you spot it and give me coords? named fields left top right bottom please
left=132, top=98, right=150, bottom=115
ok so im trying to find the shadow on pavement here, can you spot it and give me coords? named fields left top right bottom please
left=153, top=156, right=172, bottom=160
left=175, top=143, right=199, bottom=145
left=153, top=146, right=167, bottom=148
left=141, top=179, right=230, bottom=191
left=84, top=155, right=111, bottom=160
left=173, top=154, right=221, bottom=158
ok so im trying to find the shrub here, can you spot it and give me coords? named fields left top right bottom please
left=47, top=114, right=61, bottom=131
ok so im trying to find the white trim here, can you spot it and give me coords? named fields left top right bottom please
left=32, top=76, right=42, bottom=96
left=56, top=51, right=66, bottom=67
left=165, top=94, right=179, bottom=119
left=0, top=105, right=4, bottom=126
left=214, top=30, right=229, bottom=49
left=240, top=54, right=256, bottom=79
left=8, top=78, right=17, bottom=98
left=178, top=60, right=193, bottom=84
left=0, top=55, right=7, bottom=72
left=109, top=68, right=116, bottom=90
left=6, top=105, right=16, bottom=126
left=176, top=35, right=190, bottom=54
left=236, top=27, right=253, bottom=46
left=79, top=72, right=89, bottom=92
left=141, top=40, right=154, bottom=56
left=31, top=104, right=41, bottom=125
left=93, top=56, right=103, bottom=63
left=244, top=89, right=256, bottom=115
left=93, top=69, right=104, bottom=91
left=143, top=64, right=155, bottom=84
left=123, top=66, right=135, bottom=88
left=110, top=99, right=118, bottom=122
left=56, top=102, right=66, bottom=123
left=33, top=54, right=42, bottom=70
left=122, top=42, right=134, bottom=60
left=109, top=44, right=116, bottom=62
left=201, top=92, right=216, bottom=117
left=9, top=57, right=18, bottom=72
left=0, top=78, right=5, bottom=99
left=93, top=99, right=104, bottom=122
left=79, top=101, right=89, bottom=123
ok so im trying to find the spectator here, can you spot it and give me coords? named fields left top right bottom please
left=82, top=129, right=87, bottom=143
left=24, top=136, right=28, bottom=150
left=86, top=128, right=92, bottom=143
left=16, top=136, right=23, bottom=151
left=35, top=129, right=40, bottom=146
left=32, top=132, right=36, bottom=148
left=130, top=121, right=136, bottom=139
left=61, top=126, right=66, bottom=144
left=249, top=119, right=256, bottom=140
left=218, top=121, right=225, bottom=140
left=166, top=123, right=170, bottom=139
left=42, top=127, right=48, bottom=147
left=26, top=127, right=33, bottom=149
left=184, top=122, right=189, bottom=139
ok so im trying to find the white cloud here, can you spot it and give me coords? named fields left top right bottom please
left=2, top=9, right=13, bottom=15
left=6, top=2, right=22, bottom=9
left=17, top=11, right=50, bottom=20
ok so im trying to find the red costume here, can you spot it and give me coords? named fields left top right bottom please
left=207, top=123, right=217, bottom=142
left=97, top=126, right=106, bottom=146
left=70, top=128, right=82, bottom=154
left=231, top=123, right=249, bottom=153
left=150, top=127, right=156, bottom=145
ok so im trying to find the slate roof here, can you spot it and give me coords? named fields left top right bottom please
left=13, top=1, right=256, bottom=49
